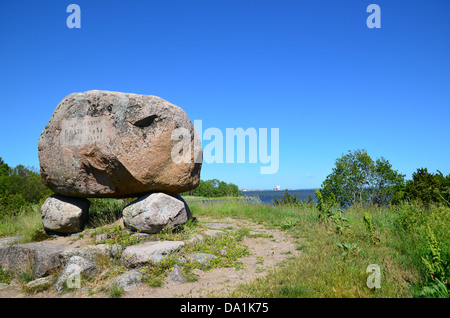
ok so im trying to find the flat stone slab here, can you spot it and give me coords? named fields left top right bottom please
left=185, top=253, right=216, bottom=266
left=0, top=236, right=23, bottom=248
left=0, top=241, right=68, bottom=278
left=59, top=244, right=123, bottom=264
left=121, top=240, right=185, bottom=268
left=107, top=269, right=143, bottom=291
left=203, top=229, right=226, bottom=239
left=25, top=276, right=53, bottom=290
left=203, top=222, right=235, bottom=229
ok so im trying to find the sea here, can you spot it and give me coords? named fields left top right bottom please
left=241, top=189, right=317, bottom=205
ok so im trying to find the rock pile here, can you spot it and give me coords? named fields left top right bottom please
left=37, top=90, right=202, bottom=235
left=0, top=223, right=237, bottom=295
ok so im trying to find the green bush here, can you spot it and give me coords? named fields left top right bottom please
left=183, top=179, right=241, bottom=198
left=0, top=157, right=52, bottom=217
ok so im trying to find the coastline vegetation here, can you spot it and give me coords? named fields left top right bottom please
left=0, top=152, right=448, bottom=298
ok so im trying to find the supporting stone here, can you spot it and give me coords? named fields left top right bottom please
left=41, top=194, right=90, bottom=235
left=122, top=192, right=191, bottom=234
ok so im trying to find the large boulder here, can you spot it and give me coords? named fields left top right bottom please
left=41, top=194, right=89, bottom=234
left=123, top=193, right=191, bottom=234
left=38, top=90, right=202, bottom=198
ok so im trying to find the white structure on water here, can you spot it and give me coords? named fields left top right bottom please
left=273, top=185, right=281, bottom=191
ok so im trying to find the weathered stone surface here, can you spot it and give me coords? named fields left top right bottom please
left=185, top=253, right=216, bottom=266
left=121, top=240, right=184, bottom=268
left=41, top=194, right=89, bottom=234
left=38, top=90, right=202, bottom=198
left=25, top=276, right=53, bottom=290
left=204, top=222, right=234, bottom=229
left=165, top=264, right=186, bottom=285
left=123, top=193, right=191, bottom=234
left=107, top=269, right=143, bottom=291
left=187, top=234, right=204, bottom=245
left=0, top=236, right=23, bottom=248
left=203, top=229, right=226, bottom=239
left=59, top=244, right=123, bottom=264
left=55, top=256, right=98, bottom=293
left=0, top=242, right=68, bottom=278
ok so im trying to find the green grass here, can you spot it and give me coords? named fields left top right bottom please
left=189, top=200, right=449, bottom=298
left=108, top=284, right=124, bottom=298
left=0, top=268, right=13, bottom=284
left=1, top=195, right=447, bottom=298
left=181, top=195, right=245, bottom=202
left=0, top=204, right=43, bottom=243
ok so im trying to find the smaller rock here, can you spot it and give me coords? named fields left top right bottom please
left=41, top=194, right=90, bottom=235
left=121, top=240, right=184, bottom=268
left=55, top=256, right=98, bottom=294
left=122, top=193, right=190, bottom=234
left=25, top=276, right=53, bottom=290
left=0, top=283, right=9, bottom=290
left=165, top=265, right=186, bottom=285
left=203, top=229, right=225, bottom=239
left=107, top=270, right=143, bottom=292
left=0, top=236, right=23, bottom=248
left=185, top=253, right=216, bottom=266
left=187, top=234, right=204, bottom=245
left=95, top=233, right=108, bottom=242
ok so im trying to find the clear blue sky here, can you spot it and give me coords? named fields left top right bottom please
left=0, top=0, right=449, bottom=190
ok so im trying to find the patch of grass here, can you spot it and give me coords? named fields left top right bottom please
left=96, top=225, right=145, bottom=249
left=0, top=204, right=43, bottom=243
left=0, top=268, right=13, bottom=284
left=18, top=268, right=35, bottom=285
left=108, top=283, right=124, bottom=298
left=184, top=269, right=200, bottom=282
left=87, top=198, right=133, bottom=229
left=191, top=200, right=447, bottom=298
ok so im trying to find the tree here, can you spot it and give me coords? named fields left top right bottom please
left=0, top=157, right=11, bottom=176
left=370, top=157, right=406, bottom=205
left=404, top=168, right=450, bottom=205
left=0, top=157, right=52, bottom=215
left=321, top=149, right=405, bottom=207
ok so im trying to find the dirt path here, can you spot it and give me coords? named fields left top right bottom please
left=0, top=217, right=300, bottom=298
left=126, top=218, right=300, bottom=298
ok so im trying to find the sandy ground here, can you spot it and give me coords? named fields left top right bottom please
left=0, top=217, right=300, bottom=298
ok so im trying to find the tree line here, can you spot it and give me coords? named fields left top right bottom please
left=0, top=157, right=52, bottom=215
left=319, top=149, right=450, bottom=208
left=182, top=179, right=241, bottom=198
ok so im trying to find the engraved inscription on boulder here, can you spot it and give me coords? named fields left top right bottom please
left=61, top=116, right=110, bottom=146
